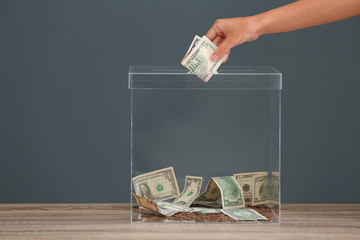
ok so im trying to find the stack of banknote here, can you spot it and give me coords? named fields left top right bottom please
left=132, top=166, right=279, bottom=221
left=181, top=35, right=226, bottom=82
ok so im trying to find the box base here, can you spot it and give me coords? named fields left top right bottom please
left=132, top=204, right=279, bottom=224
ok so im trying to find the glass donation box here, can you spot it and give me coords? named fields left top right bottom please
left=129, top=66, right=281, bottom=224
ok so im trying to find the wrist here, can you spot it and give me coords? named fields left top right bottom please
left=249, top=13, right=268, bottom=38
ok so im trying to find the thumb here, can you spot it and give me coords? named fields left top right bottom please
left=211, top=39, right=233, bottom=61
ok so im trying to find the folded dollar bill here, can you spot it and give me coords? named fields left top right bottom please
left=233, top=171, right=280, bottom=206
left=233, top=172, right=269, bottom=206
left=181, top=35, right=226, bottom=82
left=132, top=193, right=181, bottom=216
left=193, top=176, right=245, bottom=210
left=252, top=173, right=270, bottom=206
left=173, top=176, right=202, bottom=207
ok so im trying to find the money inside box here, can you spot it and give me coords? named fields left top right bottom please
left=129, top=66, right=281, bottom=223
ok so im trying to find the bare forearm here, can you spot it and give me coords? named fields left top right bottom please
left=206, top=0, right=360, bottom=61
left=255, top=0, right=360, bottom=35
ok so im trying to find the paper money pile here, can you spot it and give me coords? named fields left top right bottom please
left=181, top=35, right=227, bottom=82
left=132, top=167, right=279, bottom=221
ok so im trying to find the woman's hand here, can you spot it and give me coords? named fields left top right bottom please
left=206, top=17, right=261, bottom=63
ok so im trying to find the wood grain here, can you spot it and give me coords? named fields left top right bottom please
left=0, top=204, right=359, bottom=239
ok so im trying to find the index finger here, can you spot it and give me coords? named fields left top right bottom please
left=205, top=24, right=217, bottom=41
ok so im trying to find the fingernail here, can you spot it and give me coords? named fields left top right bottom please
left=212, top=54, right=219, bottom=61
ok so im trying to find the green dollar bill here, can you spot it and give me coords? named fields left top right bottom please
left=221, top=208, right=267, bottom=221
left=194, top=176, right=245, bottom=209
left=252, top=174, right=270, bottom=205
left=233, top=171, right=268, bottom=206
left=133, top=194, right=194, bottom=217
left=191, top=207, right=221, bottom=214
left=132, top=167, right=180, bottom=201
left=181, top=35, right=226, bottom=82
left=132, top=193, right=179, bottom=217
left=173, top=176, right=202, bottom=207
left=183, top=35, right=201, bottom=60
left=213, top=176, right=245, bottom=209
left=270, top=171, right=280, bottom=204
left=193, top=177, right=221, bottom=203
left=157, top=201, right=193, bottom=213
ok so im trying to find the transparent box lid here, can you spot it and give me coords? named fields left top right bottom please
left=129, top=66, right=282, bottom=90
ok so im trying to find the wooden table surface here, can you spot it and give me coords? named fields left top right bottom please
left=0, top=203, right=359, bottom=240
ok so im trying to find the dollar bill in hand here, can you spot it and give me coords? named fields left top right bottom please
left=181, top=35, right=226, bottom=82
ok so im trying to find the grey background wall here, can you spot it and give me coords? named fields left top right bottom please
left=1, top=0, right=359, bottom=203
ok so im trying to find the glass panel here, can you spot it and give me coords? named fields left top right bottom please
left=130, top=66, right=281, bottom=224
